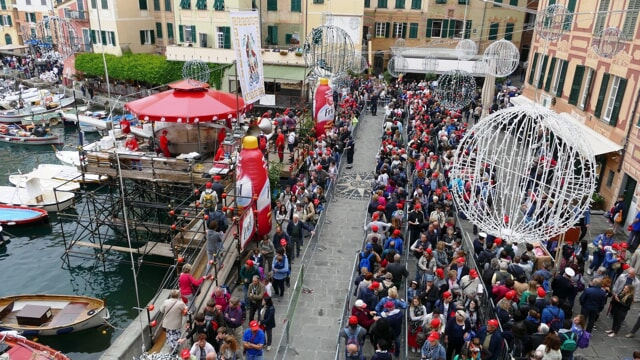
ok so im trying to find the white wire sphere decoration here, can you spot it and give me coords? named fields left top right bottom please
left=422, top=55, right=439, bottom=73
left=392, top=38, right=406, bottom=56
left=433, top=69, right=476, bottom=111
left=535, top=4, right=569, bottom=41
left=456, top=39, right=478, bottom=61
left=387, top=56, right=408, bottom=78
left=592, top=27, right=626, bottom=58
left=449, top=106, right=597, bottom=243
left=351, top=54, right=368, bottom=73
left=182, top=60, right=211, bottom=85
left=303, top=25, right=355, bottom=78
left=482, top=39, right=520, bottom=77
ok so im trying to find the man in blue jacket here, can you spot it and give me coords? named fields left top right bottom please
left=381, top=301, right=403, bottom=358
left=580, top=277, right=608, bottom=332
left=476, top=319, right=503, bottom=360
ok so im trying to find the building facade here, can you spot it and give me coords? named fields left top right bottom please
left=519, top=0, right=640, bottom=223
left=0, top=0, right=19, bottom=47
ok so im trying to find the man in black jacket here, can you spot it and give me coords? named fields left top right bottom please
left=579, top=277, right=608, bottom=332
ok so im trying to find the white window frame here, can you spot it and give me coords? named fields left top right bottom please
left=393, top=23, right=403, bottom=38
left=217, top=32, right=224, bottom=49
left=578, top=67, right=594, bottom=110
left=1, top=15, right=8, bottom=26
left=551, top=60, right=562, bottom=94
left=540, top=94, right=552, bottom=108
left=452, top=20, right=464, bottom=39
left=431, top=20, right=444, bottom=38
left=142, top=30, right=152, bottom=45
left=106, top=31, right=115, bottom=46
left=184, top=26, right=193, bottom=43
left=603, top=76, right=621, bottom=122
left=93, top=30, right=102, bottom=45
left=375, top=22, right=386, bottom=38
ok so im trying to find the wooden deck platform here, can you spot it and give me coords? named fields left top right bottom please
left=73, top=240, right=176, bottom=258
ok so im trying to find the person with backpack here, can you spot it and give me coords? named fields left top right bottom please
left=200, top=182, right=218, bottom=215
left=359, top=244, right=381, bottom=274
left=558, top=328, right=578, bottom=360
left=339, top=316, right=367, bottom=359
left=541, top=296, right=566, bottom=333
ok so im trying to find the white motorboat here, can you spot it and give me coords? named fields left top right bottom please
left=0, top=178, right=75, bottom=212
left=9, top=164, right=106, bottom=186
left=55, top=150, right=82, bottom=167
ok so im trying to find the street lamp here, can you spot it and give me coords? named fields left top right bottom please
left=366, top=33, right=372, bottom=75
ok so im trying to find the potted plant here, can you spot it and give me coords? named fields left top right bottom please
left=279, top=49, right=289, bottom=55
left=591, top=192, right=605, bottom=210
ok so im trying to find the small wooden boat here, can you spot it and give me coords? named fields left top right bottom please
left=0, top=97, right=74, bottom=124
left=60, top=110, right=110, bottom=133
left=20, top=112, right=63, bottom=127
left=0, top=125, right=62, bottom=145
left=0, top=205, right=48, bottom=225
left=0, top=294, right=110, bottom=336
left=0, top=178, right=75, bottom=212
left=0, top=331, right=70, bottom=359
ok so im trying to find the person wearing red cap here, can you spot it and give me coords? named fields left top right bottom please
left=271, top=252, right=290, bottom=297
left=450, top=256, right=470, bottom=282
left=381, top=300, right=403, bottom=357
left=352, top=299, right=377, bottom=330
left=274, top=128, right=286, bottom=163
left=240, top=259, right=260, bottom=304
left=180, top=348, right=196, bottom=360
left=477, top=319, right=504, bottom=360
left=242, top=319, right=266, bottom=358
left=199, top=181, right=219, bottom=215
left=158, top=128, right=171, bottom=157
left=384, top=229, right=404, bottom=255
left=460, top=269, right=482, bottom=299
left=339, top=315, right=367, bottom=359
left=420, top=331, right=446, bottom=360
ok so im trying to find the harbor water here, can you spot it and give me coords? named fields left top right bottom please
left=0, top=126, right=166, bottom=359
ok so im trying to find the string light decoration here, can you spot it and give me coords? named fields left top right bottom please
left=592, top=27, right=626, bottom=58
left=449, top=106, right=597, bottom=243
left=387, top=56, right=408, bottom=78
left=482, top=39, right=520, bottom=77
left=303, top=25, right=355, bottom=78
left=33, top=16, right=80, bottom=59
left=422, top=55, right=439, bottom=73
left=535, top=4, right=569, bottom=41
left=434, top=70, right=476, bottom=110
left=391, top=38, right=406, bottom=56
left=456, top=39, right=478, bottom=61
left=182, top=60, right=211, bottom=85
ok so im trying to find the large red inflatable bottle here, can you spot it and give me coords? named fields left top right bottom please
left=236, top=136, right=272, bottom=239
left=313, top=77, right=335, bottom=138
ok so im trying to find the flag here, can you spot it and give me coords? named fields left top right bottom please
left=230, top=11, right=265, bottom=104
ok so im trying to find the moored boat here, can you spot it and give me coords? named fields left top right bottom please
left=0, top=294, right=109, bottom=336
left=0, top=331, right=70, bottom=359
left=0, top=205, right=48, bottom=225
left=0, top=97, right=75, bottom=124
left=9, top=164, right=107, bottom=185
left=0, top=124, right=62, bottom=145
left=0, top=178, right=75, bottom=212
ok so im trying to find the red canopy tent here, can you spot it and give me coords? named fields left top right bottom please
left=124, top=80, right=245, bottom=128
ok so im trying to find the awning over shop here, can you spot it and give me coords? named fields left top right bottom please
left=262, top=65, right=305, bottom=82
left=510, top=95, right=622, bottom=156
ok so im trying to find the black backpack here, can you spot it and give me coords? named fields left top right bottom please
left=508, top=264, right=527, bottom=283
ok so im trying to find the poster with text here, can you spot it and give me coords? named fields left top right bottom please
left=230, top=11, right=265, bottom=104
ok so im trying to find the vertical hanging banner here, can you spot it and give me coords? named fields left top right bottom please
left=230, top=11, right=265, bottom=104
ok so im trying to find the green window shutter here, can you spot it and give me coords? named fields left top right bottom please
left=196, top=0, right=207, bottom=10
left=101, top=0, right=108, bottom=9
left=556, top=60, right=568, bottom=97
left=458, top=0, right=468, bottom=3
left=447, top=19, right=456, bottom=38
left=395, top=0, right=405, bottom=9
left=223, top=27, right=231, bottom=49
left=568, top=65, right=584, bottom=105
left=191, top=25, right=196, bottom=42
left=151, top=31, right=155, bottom=44
left=291, top=0, right=301, bottom=12
left=91, top=0, right=96, bottom=8
left=365, top=0, right=370, bottom=7
left=402, top=23, right=407, bottom=38
left=110, top=32, right=116, bottom=45
left=409, top=23, right=418, bottom=38
left=153, top=0, right=160, bottom=10
left=488, top=23, right=499, bottom=40
left=179, top=25, right=184, bottom=42
left=494, top=0, right=502, bottom=6
left=385, top=22, right=390, bottom=38
left=509, top=0, right=517, bottom=5
left=139, top=0, right=148, bottom=10
left=435, top=0, right=446, bottom=3
left=90, top=30, right=96, bottom=44
left=426, top=19, right=433, bottom=38
left=267, top=0, right=277, bottom=10
left=537, top=55, right=548, bottom=89
left=544, top=57, right=556, bottom=92
left=156, top=23, right=163, bottom=39
left=0, top=17, right=4, bottom=26
left=0, top=0, right=5, bottom=10
left=564, top=0, right=576, bottom=30
left=609, top=78, right=627, bottom=126
left=167, top=23, right=174, bottom=39
left=285, top=33, right=292, bottom=44
left=505, top=23, right=514, bottom=40
left=213, top=0, right=224, bottom=10
left=6, top=15, right=10, bottom=26
left=101, top=31, right=107, bottom=44
left=165, top=0, right=172, bottom=11
left=140, top=30, right=145, bottom=44
left=594, top=73, right=610, bottom=118
left=378, top=0, right=387, bottom=8
left=442, top=19, right=449, bottom=37
left=528, top=53, right=538, bottom=85
left=411, top=0, right=420, bottom=9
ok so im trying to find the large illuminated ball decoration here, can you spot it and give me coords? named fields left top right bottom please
left=449, top=106, right=597, bottom=243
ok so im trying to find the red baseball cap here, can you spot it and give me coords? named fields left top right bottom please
left=348, top=316, right=358, bottom=325
left=469, top=269, right=478, bottom=278
left=372, top=225, right=379, bottom=232
left=280, top=238, right=287, bottom=246
left=537, top=287, right=546, bottom=297
left=427, top=331, right=440, bottom=341
left=393, top=229, right=401, bottom=236
left=505, top=290, right=516, bottom=300
left=456, top=257, right=465, bottom=263
left=487, top=319, right=499, bottom=328
left=430, top=318, right=441, bottom=328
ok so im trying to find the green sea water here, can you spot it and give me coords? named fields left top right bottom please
left=0, top=126, right=166, bottom=359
